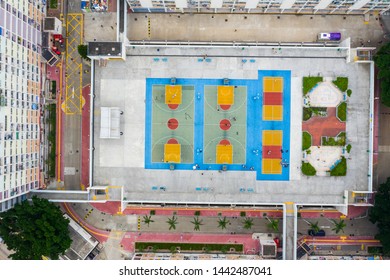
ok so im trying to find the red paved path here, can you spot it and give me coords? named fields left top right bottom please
left=81, top=84, right=91, bottom=187
left=90, top=202, right=284, bottom=218
left=91, top=202, right=368, bottom=220
left=302, top=107, right=346, bottom=146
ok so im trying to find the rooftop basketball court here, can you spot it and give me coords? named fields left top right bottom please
left=92, top=46, right=371, bottom=205
left=145, top=70, right=291, bottom=181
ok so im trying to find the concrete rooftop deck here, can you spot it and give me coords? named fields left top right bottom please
left=92, top=46, right=370, bottom=205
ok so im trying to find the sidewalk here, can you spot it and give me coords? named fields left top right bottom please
left=63, top=202, right=262, bottom=255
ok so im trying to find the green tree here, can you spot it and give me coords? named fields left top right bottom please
left=77, top=44, right=91, bottom=61
left=217, top=217, right=229, bottom=230
left=331, top=219, right=346, bottom=234
left=0, top=196, right=72, bottom=260
left=191, top=216, right=203, bottom=231
left=142, top=215, right=154, bottom=227
left=266, top=218, right=280, bottom=232
left=374, top=42, right=390, bottom=107
left=166, top=216, right=178, bottom=230
left=370, top=177, right=390, bottom=256
left=242, top=217, right=254, bottom=230
left=309, top=221, right=320, bottom=234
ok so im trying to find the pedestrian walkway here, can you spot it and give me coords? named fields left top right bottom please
left=63, top=202, right=262, bottom=255
left=81, top=84, right=91, bottom=188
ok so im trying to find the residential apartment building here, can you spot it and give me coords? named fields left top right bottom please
left=0, top=0, right=45, bottom=211
left=126, top=0, right=390, bottom=14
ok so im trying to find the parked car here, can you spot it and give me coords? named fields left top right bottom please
left=318, top=32, right=341, bottom=41
left=308, top=229, right=326, bottom=236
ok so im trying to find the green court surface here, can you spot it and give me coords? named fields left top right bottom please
left=203, top=86, right=247, bottom=164
left=151, top=85, right=194, bottom=163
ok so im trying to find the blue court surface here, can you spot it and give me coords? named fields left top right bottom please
left=145, top=70, right=291, bottom=181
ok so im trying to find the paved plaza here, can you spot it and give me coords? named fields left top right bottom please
left=92, top=45, right=371, bottom=205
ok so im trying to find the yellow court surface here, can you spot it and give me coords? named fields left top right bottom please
left=217, top=86, right=234, bottom=105
left=262, top=159, right=282, bottom=174
left=263, top=105, right=283, bottom=121
left=263, top=130, right=283, bottom=146
left=165, top=85, right=182, bottom=104
left=263, top=77, right=283, bottom=93
left=164, top=144, right=181, bottom=163
left=216, top=144, right=233, bottom=164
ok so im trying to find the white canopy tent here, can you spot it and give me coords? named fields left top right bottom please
left=100, top=107, right=121, bottom=139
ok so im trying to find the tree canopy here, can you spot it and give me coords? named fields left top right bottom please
left=0, top=196, right=72, bottom=260
left=77, top=44, right=90, bottom=61
left=374, top=42, right=390, bottom=107
left=369, top=177, right=390, bottom=256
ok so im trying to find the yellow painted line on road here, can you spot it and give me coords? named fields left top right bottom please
left=64, top=203, right=111, bottom=239
left=65, top=13, right=84, bottom=115
left=284, top=201, right=294, bottom=205
left=304, top=238, right=379, bottom=243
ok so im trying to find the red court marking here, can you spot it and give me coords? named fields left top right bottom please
left=220, top=104, right=231, bottom=111
left=167, top=138, right=178, bottom=144
left=263, top=92, right=283, bottom=105
left=219, top=139, right=231, bottom=145
left=302, top=107, right=346, bottom=146
left=167, top=118, right=179, bottom=130
left=168, top=104, right=179, bottom=110
left=219, top=119, right=231, bottom=131
left=262, top=146, right=282, bottom=159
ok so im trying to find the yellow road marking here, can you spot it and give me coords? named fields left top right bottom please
left=65, top=14, right=84, bottom=115
left=64, top=203, right=112, bottom=239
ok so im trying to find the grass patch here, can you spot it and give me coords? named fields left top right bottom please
left=303, top=76, right=323, bottom=96
left=47, top=104, right=56, bottom=178
left=303, top=107, right=313, bottom=121
left=240, top=211, right=246, bottom=217
left=303, top=107, right=327, bottom=121
left=302, top=132, right=312, bottom=151
left=346, top=144, right=352, bottom=153
left=301, top=162, right=316, bottom=176
left=135, top=242, right=243, bottom=253
left=337, top=102, right=347, bottom=121
left=51, top=81, right=56, bottom=95
left=333, top=77, right=349, bottom=92
left=49, top=0, right=58, bottom=9
left=347, top=89, right=352, bottom=97
left=322, top=132, right=346, bottom=146
left=367, top=246, right=383, bottom=254
left=330, top=156, right=347, bottom=176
